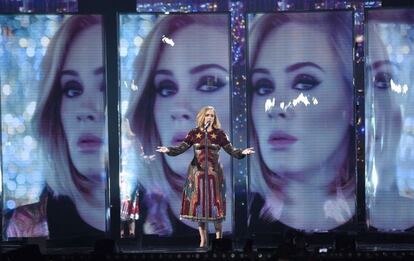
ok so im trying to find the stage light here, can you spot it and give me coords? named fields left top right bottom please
left=318, top=247, right=328, bottom=253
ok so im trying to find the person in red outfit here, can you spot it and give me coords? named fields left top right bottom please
left=157, top=106, right=254, bottom=247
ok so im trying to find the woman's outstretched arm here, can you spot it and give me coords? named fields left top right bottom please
left=156, top=129, right=194, bottom=156
left=220, top=130, right=254, bottom=159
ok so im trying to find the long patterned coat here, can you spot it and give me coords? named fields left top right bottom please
left=167, top=127, right=245, bottom=222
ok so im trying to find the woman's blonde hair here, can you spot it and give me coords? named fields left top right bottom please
left=248, top=12, right=355, bottom=220
left=32, top=15, right=102, bottom=200
left=195, top=106, right=221, bottom=130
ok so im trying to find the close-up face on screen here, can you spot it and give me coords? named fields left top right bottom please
left=119, top=13, right=231, bottom=237
left=365, top=9, right=414, bottom=232
left=248, top=11, right=355, bottom=232
left=1, top=15, right=108, bottom=240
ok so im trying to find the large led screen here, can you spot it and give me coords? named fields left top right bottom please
left=365, top=9, right=414, bottom=231
left=1, top=15, right=108, bottom=239
left=119, top=13, right=232, bottom=241
left=248, top=11, right=355, bottom=233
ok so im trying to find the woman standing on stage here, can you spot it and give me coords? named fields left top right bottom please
left=157, top=106, right=254, bottom=247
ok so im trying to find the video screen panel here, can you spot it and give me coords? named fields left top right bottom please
left=1, top=15, right=108, bottom=239
left=119, top=13, right=232, bottom=240
left=365, top=9, right=414, bottom=231
left=247, top=11, right=355, bottom=233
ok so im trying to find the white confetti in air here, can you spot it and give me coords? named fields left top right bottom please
left=390, top=79, right=408, bottom=94
left=265, top=98, right=275, bottom=112
left=131, top=80, right=138, bottom=91
left=162, top=35, right=175, bottom=46
left=292, top=93, right=310, bottom=107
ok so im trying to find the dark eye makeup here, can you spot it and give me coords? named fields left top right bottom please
left=62, top=80, right=83, bottom=98
left=196, top=75, right=226, bottom=92
left=292, top=74, right=321, bottom=91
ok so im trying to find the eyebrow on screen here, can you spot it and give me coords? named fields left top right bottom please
left=154, top=69, right=173, bottom=76
left=60, top=67, right=105, bottom=77
left=60, top=69, right=78, bottom=77
left=154, top=64, right=228, bottom=77
left=250, top=68, right=270, bottom=75
left=285, top=62, right=324, bottom=73
left=190, top=64, right=228, bottom=74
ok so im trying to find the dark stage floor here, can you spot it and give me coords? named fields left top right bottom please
left=3, top=235, right=414, bottom=261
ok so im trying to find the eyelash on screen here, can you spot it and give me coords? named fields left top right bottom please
left=61, top=81, right=83, bottom=97
left=252, top=78, right=274, bottom=95
left=155, top=75, right=227, bottom=97
left=252, top=73, right=321, bottom=95
left=292, top=74, right=321, bottom=90
left=373, top=72, right=393, bottom=89
left=196, top=76, right=226, bottom=92
left=155, top=79, right=177, bottom=97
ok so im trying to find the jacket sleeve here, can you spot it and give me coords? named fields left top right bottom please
left=167, top=142, right=191, bottom=156
left=166, top=129, right=194, bottom=156
left=220, top=130, right=245, bottom=159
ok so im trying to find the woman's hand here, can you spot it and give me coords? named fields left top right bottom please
left=242, top=147, right=255, bottom=155
left=156, top=146, right=170, bottom=153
